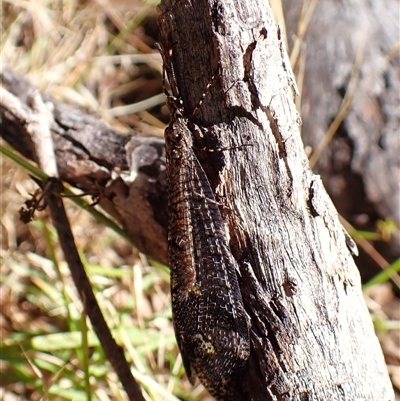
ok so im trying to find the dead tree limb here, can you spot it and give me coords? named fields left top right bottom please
left=156, top=0, right=393, bottom=400
left=0, top=87, right=145, bottom=401
left=0, top=68, right=169, bottom=265
left=0, top=0, right=396, bottom=399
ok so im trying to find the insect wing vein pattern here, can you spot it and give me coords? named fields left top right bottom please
left=165, top=117, right=250, bottom=397
left=158, top=41, right=250, bottom=398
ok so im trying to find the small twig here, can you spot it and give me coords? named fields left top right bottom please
left=0, top=87, right=57, bottom=176
left=28, top=91, right=58, bottom=177
left=45, top=180, right=145, bottom=401
left=0, top=86, right=32, bottom=122
left=0, top=87, right=145, bottom=401
left=289, top=0, right=319, bottom=67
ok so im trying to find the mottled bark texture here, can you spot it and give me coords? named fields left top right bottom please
left=1, top=68, right=169, bottom=265
left=155, top=0, right=393, bottom=400
left=282, top=0, right=400, bottom=279
left=1, top=0, right=396, bottom=399
left=1, top=0, right=398, bottom=277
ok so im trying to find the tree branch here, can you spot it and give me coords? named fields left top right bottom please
left=0, top=87, right=145, bottom=401
left=1, top=68, right=168, bottom=265
left=156, top=0, right=393, bottom=400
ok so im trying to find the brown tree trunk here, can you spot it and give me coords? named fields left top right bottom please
left=156, top=0, right=393, bottom=400
left=0, top=0, right=395, bottom=399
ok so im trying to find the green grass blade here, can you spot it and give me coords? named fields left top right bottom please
left=363, top=258, right=400, bottom=288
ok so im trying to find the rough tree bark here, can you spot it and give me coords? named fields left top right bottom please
left=1, top=68, right=169, bottom=265
left=0, top=0, right=395, bottom=400
left=156, top=0, right=393, bottom=400
left=282, top=0, right=400, bottom=277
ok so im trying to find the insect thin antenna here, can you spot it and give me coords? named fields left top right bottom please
left=155, top=42, right=180, bottom=99
left=191, top=75, right=215, bottom=117
left=155, top=43, right=170, bottom=96
left=156, top=42, right=216, bottom=118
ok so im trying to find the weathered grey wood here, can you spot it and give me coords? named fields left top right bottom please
left=157, top=0, right=393, bottom=400
left=0, top=68, right=169, bottom=265
left=2, top=1, right=399, bottom=278
left=0, top=0, right=396, bottom=398
left=283, top=0, right=400, bottom=265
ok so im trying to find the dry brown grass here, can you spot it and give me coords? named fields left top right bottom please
left=1, top=1, right=200, bottom=400
left=1, top=0, right=399, bottom=400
